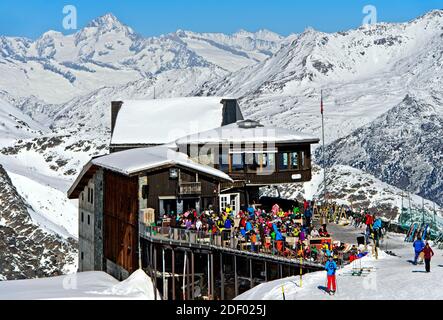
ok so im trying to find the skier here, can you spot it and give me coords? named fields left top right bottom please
left=304, top=206, right=313, bottom=229
left=412, top=237, right=425, bottom=265
left=372, top=216, right=382, bottom=248
left=324, top=256, right=337, bottom=295
left=422, top=242, right=434, bottom=272
left=364, top=212, right=374, bottom=244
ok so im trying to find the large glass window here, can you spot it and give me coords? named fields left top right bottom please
left=219, top=153, right=229, bottom=172
left=290, top=152, right=299, bottom=170
left=245, top=153, right=259, bottom=173
left=257, top=153, right=276, bottom=174
left=231, top=153, right=244, bottom=172
left=278, top=153, right=289, bottom=171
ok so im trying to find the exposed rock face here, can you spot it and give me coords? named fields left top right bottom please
left=0, top=165, right=77, bottom=280
left=317, top=95, right=443, bottom=207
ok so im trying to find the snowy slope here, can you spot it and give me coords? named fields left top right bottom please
left=265, top=164, right=443, bottom=220
left=0, top=165, right=77, bottom=279
left=173, top=29, right=283, bottom=71
left=0, top=269, right=159, bottom=300
left=199, top=10, right=443, bottom=144
left=0, top=98, right=47, bottom=145
left=7, top=171, right=78, bottom=238
left=237, top=228, right=443, bottom=300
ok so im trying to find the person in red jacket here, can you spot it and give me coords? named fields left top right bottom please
left=364, top=212, right=374, bottom=244
left=422, top=242, right=434, bottom=272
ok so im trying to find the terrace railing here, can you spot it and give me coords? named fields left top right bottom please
left=139, top=223, right=329, bottom=267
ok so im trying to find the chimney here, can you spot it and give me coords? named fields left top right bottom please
left=111, top=101, right=123, bottom=136
left=220, top=99, right=244, bottom=126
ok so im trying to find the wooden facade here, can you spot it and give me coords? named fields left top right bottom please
left=186, top=142, right=314, bottom=186
left=103, top=170, right=139, bottom=274
left=141, top=166, right=220, bottom=218
left=100, top=166, right=223, bottom=274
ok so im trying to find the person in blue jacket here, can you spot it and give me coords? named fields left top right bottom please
left=272, top=223, right=284, bottom=253
left=224, top=217, right=232, bottom=230
left=304, top=207, right=313, bottom=228
left=413, top=237, right=425, bottom=265
left=324, top=256, right=337, bottom=295
left=372, top=217, right=382, bottom=247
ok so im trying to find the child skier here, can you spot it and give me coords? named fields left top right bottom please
left=422, top=242, right=434, bottom=272
left=324, top=256, right=337, bottom=295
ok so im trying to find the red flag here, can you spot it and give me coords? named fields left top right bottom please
left=320, top=90, right=324, bottom=114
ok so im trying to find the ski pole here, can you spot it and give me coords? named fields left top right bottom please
left=281, top=285, right=286, bottom=300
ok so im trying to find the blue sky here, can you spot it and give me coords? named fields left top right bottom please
left=0, top=0, right=441, bottom=39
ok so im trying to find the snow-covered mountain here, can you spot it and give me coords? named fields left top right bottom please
left=200, top=9, right=443, bottom=208
left=1, top=10, right=443, bottom=280
left=0, top=13, right=284, bottom=105
left=0, top=165, right=76, bottom=280
left=319, top=94, right=443, bottom=207
left=264, top=164, right=443, bottom=220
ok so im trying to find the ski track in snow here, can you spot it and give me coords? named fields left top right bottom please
left=237, top=226, right=443, bottom=300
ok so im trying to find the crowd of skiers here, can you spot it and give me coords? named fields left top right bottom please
left=162, top=199, right=347, bottom=263
left=158, top=198, right=440, bottom=297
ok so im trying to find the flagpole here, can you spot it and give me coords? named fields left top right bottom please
left=321, top=90, right=327, bottom=203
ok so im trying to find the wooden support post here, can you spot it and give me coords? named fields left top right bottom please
left=172, top=248, right=176, bottom=300
left=191, top=251, right=195, bottom=300
left=220, top=252, right=225, bottom=300
left=162, top=247, right=167, bottom=300
left=154, top=246, right=158, bottom=300
left=211, top=253, right=215, bottom=300
left=186, top=251, right=191, bottom=300
left=182, top=251, right=187, bottom=300
left=264, top=261, right=268, bottom=282
left=234, top=255, right=238, bottom=297
left=249, top=258, right=253, bottom=289
left=279, top=263, right=283, bottom=278
left=207, top=253, right=211, bottom=299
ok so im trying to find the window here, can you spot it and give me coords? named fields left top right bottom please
left=81, top=192, right=84, bottom=201
left=245, top=153, right=259, bottom=173
left=81, top=212, right=84, bottom=223
left=81, top=252, right=84, bottom=260
left=290, top=152, right=299, bottom=170
left=231, top=153, right=244, bottom=172
left=219, top=153, right=229, bottom=172
left=87, top=187, right=94, bottom=204
left=87, top=214, right=90, bottom=225
left=260, top=153, right=276, bottom=174
left=300, top=151, right=306, bottom=169
left=278, top=153, right=289, bottom=171
left=246, top=153, right=276, bottom=173
left=278, top=151, right=302, bottom=171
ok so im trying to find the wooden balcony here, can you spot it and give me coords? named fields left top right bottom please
left=179, top=182, right=202, bottom=195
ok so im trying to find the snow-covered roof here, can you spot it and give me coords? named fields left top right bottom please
left=91, top=145, right=232, bottom=181
left=111, top=97, right=239, bottom=145
left=175, top=120, right=320, bottom=145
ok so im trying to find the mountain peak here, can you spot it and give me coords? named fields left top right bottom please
left=86, top=13, right=133, bottom=33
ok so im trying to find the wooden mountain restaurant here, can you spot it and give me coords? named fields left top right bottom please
left=67, top=97, right=321, bottom=299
